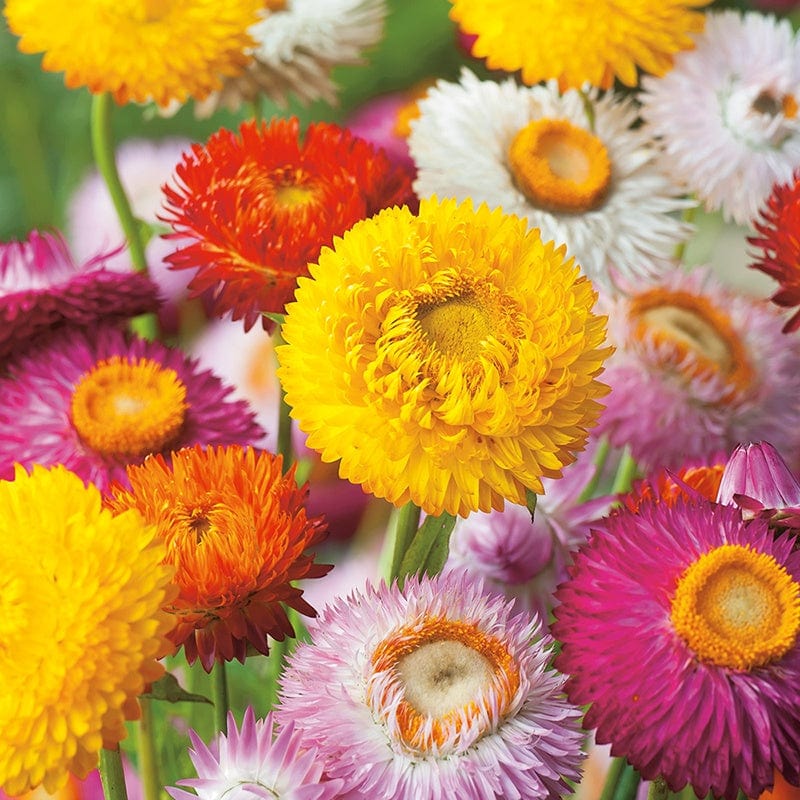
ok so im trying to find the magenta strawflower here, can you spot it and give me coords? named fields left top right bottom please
left=277, top=571, right=585, bottom=800
left=0, top=324, right=263, bottom=491
left=169, top=707, right=343, bottom=800
left=553, top=498, right=800, bottom=800
left=0, top=230, right=159, bottom=362
left=717, top=441, right=800, bottom=530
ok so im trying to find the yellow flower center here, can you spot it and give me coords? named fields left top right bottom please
left=369, top=617, right=520, bottom=754
left=417, top=295, right=493, bottom=361
left=629, top=289, right=754, bottom=399
left=508, top=118, right=611, bottom=214
left=70, top=356, right=188, bottom=457
left=393, top=82, right=434, bottom=138
left=671, top=544, right=800, bottom=671
left=275, top=183, right=317, bottom=208
left=134, top=0, right=174, bottom=23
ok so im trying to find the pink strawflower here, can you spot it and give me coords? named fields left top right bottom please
left=717, top=441, right=800, bottom=529
left=553, top=498, right=800, bottom=800
left=446, top=457, right=613, bottom=621
left=169, top=707, right=343, bottom=800
left=0, top=230, right=159, bottom=362
left=277, top=571, right=585, bottom=800
left=595, top=267, right=800, bottom=471
left=0, top=324, right=263, bottom=491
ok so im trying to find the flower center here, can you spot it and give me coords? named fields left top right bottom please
left=135, top=0, right=174, bottom=22
left=417, top=296, right=493, bottom=360
left=264, top=0, right=287, bottom=10
left=368, top=617, right=520, bottom=755
left=507, top=118, right=611, bottom=213
left=393, top=83, right=434, bottom=138
left=629, top=289, right=754, bottom=398
left=670, top=544, right=800, bottom=671
left=275, top=183, right=317, bottom=208
left=70, top=356, right=188, bottom=457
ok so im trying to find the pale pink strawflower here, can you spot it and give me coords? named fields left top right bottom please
left=277, top=571, right=585, bottom=800
left=169, top=707, right=343, bottom=800
left=0, top=230, right=159, bottom=362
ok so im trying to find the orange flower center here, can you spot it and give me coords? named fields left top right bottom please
left=629, top=288, right=754, bottom=400
left=393, top=82, right=434, bottom=138
left=368, top=617, right=520, bottom=755
left=508, top=118, right=611, bottom=213
left=671, top=544, right=800, bottom=671
left=70, top=357, right=188, bottom=457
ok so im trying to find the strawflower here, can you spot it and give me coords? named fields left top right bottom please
left=0, top=324, right=263, bottom=492
left=169, top=707, right=343, bottom=800
left=108, top=445, right=330, bottom=670
left=447, top=0, right=710, bottom=90
left=410, top=70, right=693, bottom=288
left=553, top=498, right=800, bottom=800
left=277, top=571, right=585, bottom=800
left=622, top=457, right=726, bottom=512
left=750, top=170, right=800, bottom=332
left=0, top=230, right=159, bottom=362
left=277, top=196, right=611, bottom=518
left=3, top=0, right=263, bottom=107
left=639, top=10, right=800, bottom=226
left=595, top=267, right=800, bottom=471
left=162, top=118, right=415, bottom=329
left=0, top=464, right=175, bottom=796
left=198, top=0, right=387, bottom=115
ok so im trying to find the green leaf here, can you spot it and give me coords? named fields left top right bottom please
left=262, top=311, right=286, bottom=325
left=142, top=672, right=212, bottom=705
left=398, top=511, right=457, bottom=579
left=525, top=488, right=538, bottom=523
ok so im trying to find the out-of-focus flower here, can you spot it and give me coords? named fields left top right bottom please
left=197, top=0, right=387, bottom=115
left=717, top=441, right=800, bottom=530
left=595, top=267, right=800, bottom=471
left=750, top=171, right=800, bottom=332
left=0, top=230, right=159, bottom=362
left=410, top=70, right=692, bottom=289
left=277, top=197, right=610, bottom=518
left=0, top=324, right=263, bottom=492
left=168, top=707, right=343, bottom=800
left=554, top=498, right=800, bottom=800
left=447, top=0, right=710, bottom=90
left=622, top=458, right=726, bottom=512
left=277, top=571, right=585, bottom=800
left=162, top=118, right=415, bottom=329
left=446, top=456, right=614, bottom=621
left=67, top=138, right=194, bottom=333
left=0, top=464, right=175, bottom=796
left=108, top=445, right=330, bottom=671
left=189, top=317, right=370, bottom=540
left=640, top=10, right=800, bottom=226
left=3, top=0, right=262, bottom=107
left=749, top=0, right=800, bottom=11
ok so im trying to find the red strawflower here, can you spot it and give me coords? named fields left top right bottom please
left=750, top=171, right=800, bottom=333
left=623, top=460, right=726, bottom=512
left=161, top=118, right=415, bottom=330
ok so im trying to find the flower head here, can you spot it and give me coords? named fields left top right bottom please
left=3, top=0, right=262, bottom=107
left=169, top=707, right=343, bottom=800
left=0, top=230, right=159, bottom=362
left=0, top=464, right=175, bottom=796
left=717, top=441, right=800, bottom=530
left=108, top=445, right=330, bottom=670
left=277, top=571, right=585, bottom=800
left=198, top=0, right=387, bottom=115
left=447, top=0, right=710, bottom=90
left=409, top=71, right=692, bottom=289
left=277, top=197, right=610, bottom=517
left=553, top=498, right=800, bottom=800
left=623, top=457, right=726, bottom=512
left=0, top=324, right=263, bottom=492
left=595, top=267, right=800, bottom=471
left=750, top=171, right=800, bottom=332
left=162, top=118, right=415, bottom=329
left=639, top=10, right=800, bottom=226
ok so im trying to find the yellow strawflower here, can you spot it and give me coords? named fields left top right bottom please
left=0, top=464, right=175, bottom=795
left=450, top=0, right=711, bottom=90
left=4, top=0, right=263, bottom=107
left=277, top=197, right=611, bottom=518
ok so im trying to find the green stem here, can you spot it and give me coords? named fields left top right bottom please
left=599, top=757, right=627, bottom=800
left=99, top=747, right=129, bottom=800
left=211, top=660, right=230, bottom=735
left=578, top=437, right=611, bottom=503
left=673, top=203, right=697, bottom=263
left=136, top=698, right=161, bottom=800
left=262, top=637, right=287, bottom=712
left=648, top=778, right=670, bottom=800
left=274, top=330, right=293, bottom=472
left=90, top=92, right=157, bottom=339
left=611, top=447, right=639, bottom=495
left=389, top=501, right=422, bottom=581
